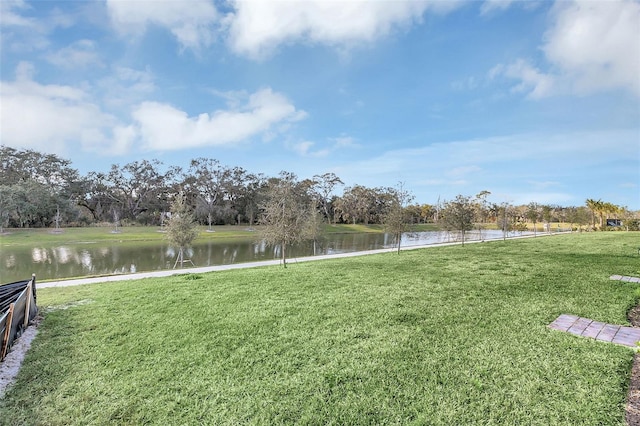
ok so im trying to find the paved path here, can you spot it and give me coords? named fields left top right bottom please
left=611, top=275, right=640, bottom=283
left=36, top=246, right=403, bottom=288
left=549, top=314, right=640, bottom=347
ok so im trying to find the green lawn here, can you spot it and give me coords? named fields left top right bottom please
left=2, top=233, right=640, bottom=424
left=0, top=223, right=410, bottom=248
left=0, top=225, right=258, bottom=247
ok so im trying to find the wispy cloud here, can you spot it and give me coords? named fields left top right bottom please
left=480, top=0, right=515, bottom=15
left=105, top=0, right=219, bottom=51
left=289, top=134, right=359, bottom=158
left=0, top=0, right=74, bottom=51
left=334, top=130, right=638, bottom=205
left=45, top=39, right=103, bottom=69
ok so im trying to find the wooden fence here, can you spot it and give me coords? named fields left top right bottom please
left=0, top=275, right=37, bottom=361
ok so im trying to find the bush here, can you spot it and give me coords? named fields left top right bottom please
left=627, top=219, right=640, bottom=231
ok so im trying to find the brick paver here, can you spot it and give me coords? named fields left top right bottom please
left=549, top=314, right=640, bottom=348
left=610, top=275, right=640, bottom=283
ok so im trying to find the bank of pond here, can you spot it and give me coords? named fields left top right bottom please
left=1, top=228, right=547, bottom=282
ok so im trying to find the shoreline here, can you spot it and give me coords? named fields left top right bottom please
left=38, top=231, right=556, bottom=289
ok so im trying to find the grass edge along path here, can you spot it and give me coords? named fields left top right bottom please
left=37, top=231, right=549, bottom=287
left=2, top=232, right=640, bottom=425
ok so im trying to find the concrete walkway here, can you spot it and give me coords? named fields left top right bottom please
left=611, top=275, right=640, bottom=283
left=549, top=314, right=640, bottom=347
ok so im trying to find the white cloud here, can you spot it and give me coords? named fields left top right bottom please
left=226, top=0, right=461, bottom=59
left=0, top=62, right=124, bottom=155
left=131, top=88, right=306, bottom=151
left=289, top=134, right=359, bottom=158
left=0, top=64, right=304, bottom=156
left=543, top=0, right=640, bottom=96
left=500, top=59, right=556, bottom=99
left=481, top=0, right=515, bottom=15
left=45, top=39, right=103, bottom=69
left=290, top=140, right=330, bottom=157
left=330, top=135, right=358, bottom=148
left=447, top=165, right=482, bottom=178
left=98, top=66, right=156, bottom=109
left=106, top=0, right=218, bottom=51
left=0, top=0, right=33, bottom=28
left=527, top=180, right=560, bottom=190
left=510, top=192, right=575, bottom=206
left=493, top=0, right=640, bottom=98
left=1, top=0, right=75, bottom=52
left=0, top=0, right=57, bottom=51
left=451, top=76, right=479, bottom=91
left=334, top=129, right=638, bottom=204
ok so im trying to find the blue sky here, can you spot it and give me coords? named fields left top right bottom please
left=1, top=0, right=639, bottom=209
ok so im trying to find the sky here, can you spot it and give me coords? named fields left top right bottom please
left=1, top=0, right=639, bottom=209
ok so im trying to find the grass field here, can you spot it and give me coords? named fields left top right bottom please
left=0, top=224, right=438, bottom=248
left=1, top=233, right=639, bottom=424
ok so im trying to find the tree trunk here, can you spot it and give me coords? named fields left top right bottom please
left=282, top=243, right=287, bottom=268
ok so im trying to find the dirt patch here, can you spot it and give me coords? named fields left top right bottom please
left=0, top=300, right=94, bottom=399
left=0, top=321, right=39, bottom=399
left=626, top=305, right=640, bottom=425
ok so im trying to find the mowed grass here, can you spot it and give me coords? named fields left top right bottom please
left=0, top=223, right=442, bottom=247
left=2, top=233, right=640, bottom=425
left=0, top=225, right=259, bottom=247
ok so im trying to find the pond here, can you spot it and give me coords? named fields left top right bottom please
left=1, top=229, right=535, bottom=283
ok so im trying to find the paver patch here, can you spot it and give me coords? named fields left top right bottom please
left=549, top=314, right=640, bottom=348
left=610, top=275, right=640, bottom=283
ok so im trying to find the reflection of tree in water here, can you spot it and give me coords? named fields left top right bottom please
left=3, top=230, right=545, bottom=282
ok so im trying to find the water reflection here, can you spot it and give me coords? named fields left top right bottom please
left=1, top=230, right=535, bottom=282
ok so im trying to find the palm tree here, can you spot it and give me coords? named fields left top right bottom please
left=585, top=199, right=603, bottom=229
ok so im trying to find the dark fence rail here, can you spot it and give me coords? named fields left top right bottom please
left=0, top=275, right=37, bottom=361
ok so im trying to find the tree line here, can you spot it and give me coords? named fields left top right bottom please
left=1, top=146, right=637, bottom=234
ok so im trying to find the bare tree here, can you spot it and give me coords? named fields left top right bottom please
left=497, top=202, right=515, bottom=240
left=384, top=183, right=414, bottom=254
left=473, top=190, right=491, bottom=240
left=440, top=195, right=475, bottom=245
left=167, top=194, right=199, bottom=268
left=259, top=172, right=314, bottom=267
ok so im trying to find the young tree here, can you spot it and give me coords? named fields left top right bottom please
left=384, top=183, right=414, bottom=254
left=526, top=202, right=540, bottom=236
left=440, top=195, right=475, bottom=245
left=167, top=194, right=199, bottom=268
left=541, top=204, right=553, bottom=233
left=473, top=190, right=491, bottom=240
left=497, top=202, right=514, bottom=240
left=259, top=172, right=314, bottom=267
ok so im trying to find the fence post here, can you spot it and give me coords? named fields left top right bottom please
left=24, top=279, right=32, bottom=328
left=32, top=273, right=37, bottom=304
left=1, top=303, right=14, bottom=361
